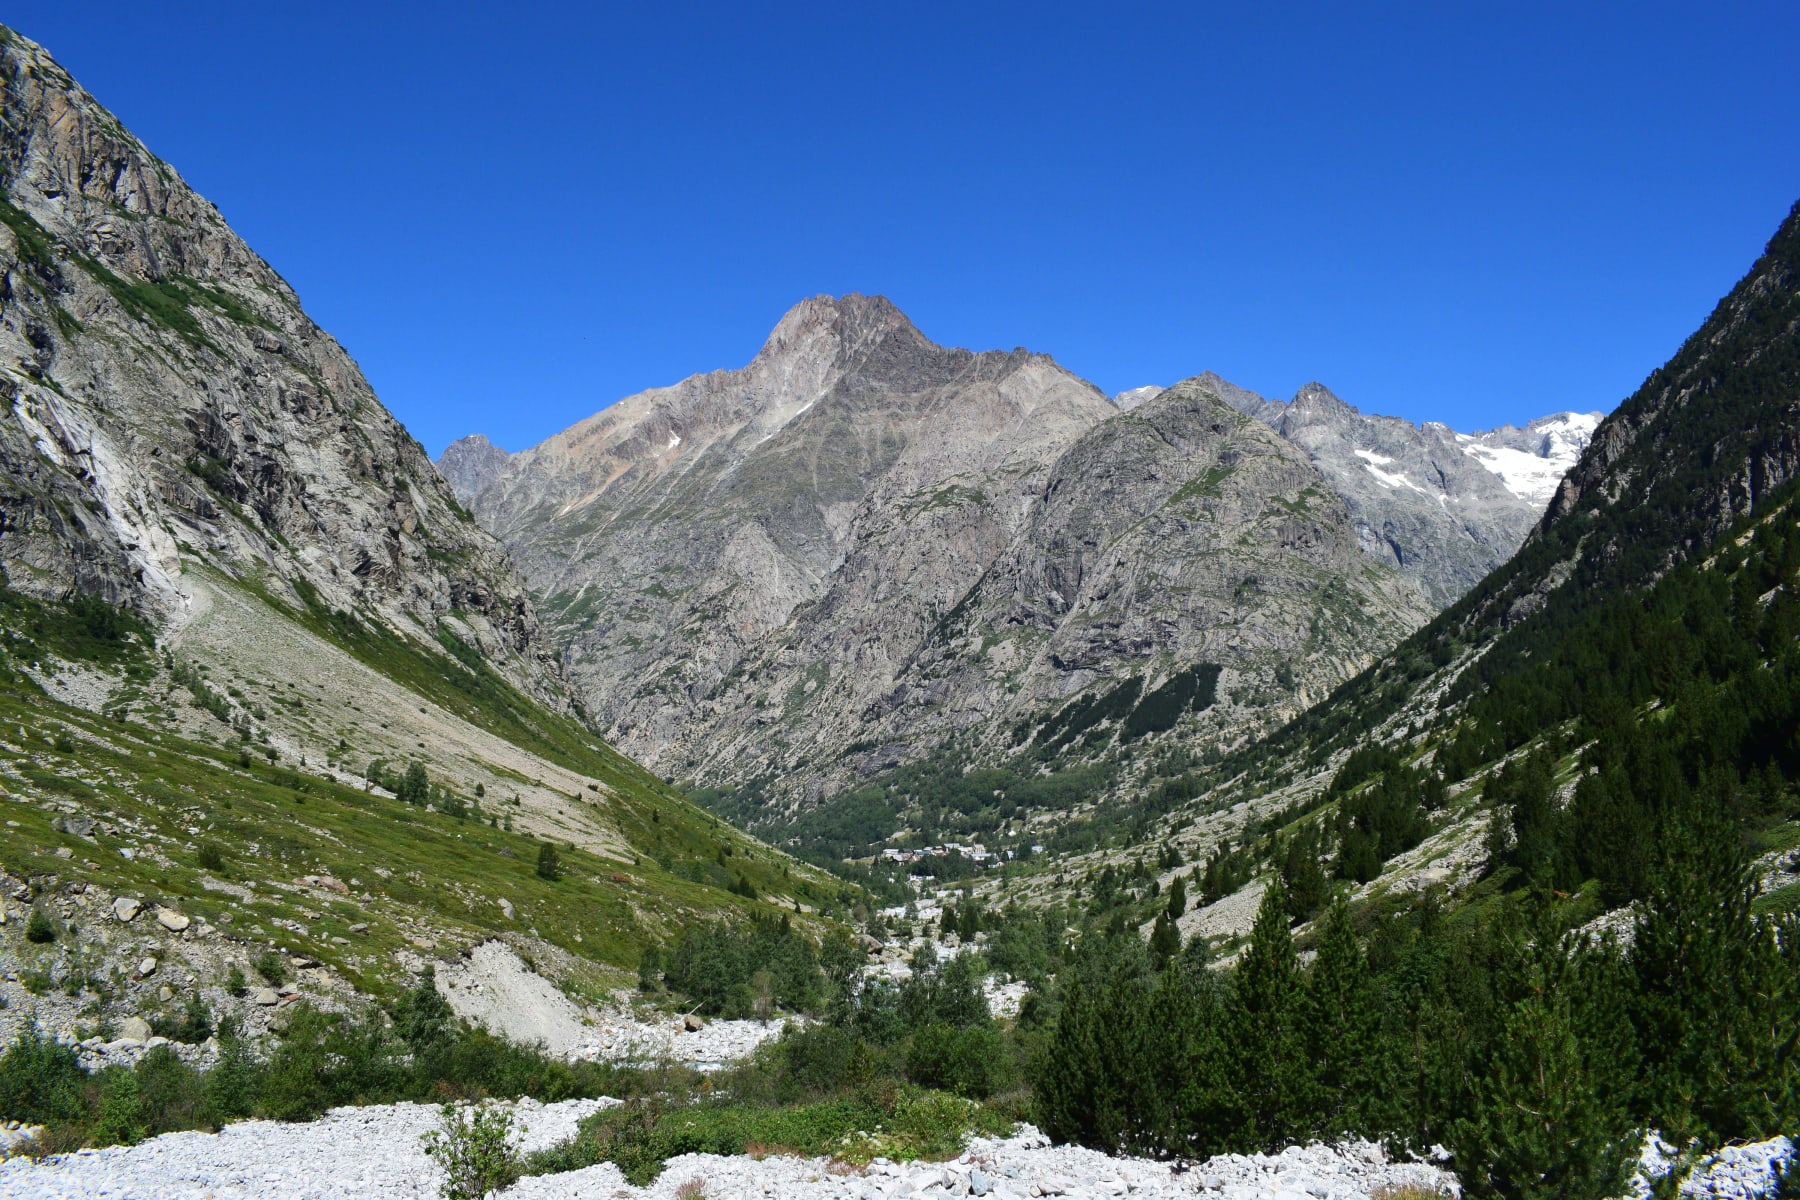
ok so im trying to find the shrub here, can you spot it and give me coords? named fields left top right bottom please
left=258, top=1006, right=335, bottom=1121
left=196, top=842, right=227, bottom=873
left=421, top=1103, right=523, bottom=1200
left=134, top=1045, right=206, bottom=1134
left=535, top=843, right=562, bottom=882
left=24, top=907, right=57, bottom=944
left=92, top=1066, right=145, bottom=1147
left=203, top=1023, right=262, bottom=1123
left=254, top=950, right=288, bottom=986
left=0, top=1029, right=88, bottom=1125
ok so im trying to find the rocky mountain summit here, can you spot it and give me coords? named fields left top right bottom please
left=0, top=28, right=562, bottom=701
left=437, top=433, right=512, bottom=504
left=457, top=300, right=1438, bottom=802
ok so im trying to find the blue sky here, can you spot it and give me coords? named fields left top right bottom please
left=10, top=2, right=1799, bottom=455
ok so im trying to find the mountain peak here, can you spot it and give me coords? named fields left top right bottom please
left=1290, top=382, right=1354, bottom=414
left=437, top=434, right=513, bottom=503
left=756, top=293, right=930, bottom=363
left=1113, top=385, right=1165, bottom=410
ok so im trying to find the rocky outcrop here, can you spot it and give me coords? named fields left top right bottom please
left=0, top=27, right=566, bottom=703
left=793, top=379, right=1436, bottom=791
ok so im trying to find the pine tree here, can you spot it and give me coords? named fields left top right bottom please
left=534, top=842, right=562, bottom=881
left=1447, top=943, right=1637, bottom=1200
left=1165, top=872, right=1188, bottom=921
left=1300, top=900, right=1384, bottom=1139
left=1632, top=790, right=1800, bottom=1144
left=1227, top=880, right=1306, bottom=1151
left=1149, top=912, right=1182, bottom=969
left=1281, top=827, right=1330, bottom=921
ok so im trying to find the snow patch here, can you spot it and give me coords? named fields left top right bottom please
left=1362, top=461, right=1431, bottom=495
left=1353, top=448, right=1395, bottom=466
left=1463, top=411, right=1602, bottom=502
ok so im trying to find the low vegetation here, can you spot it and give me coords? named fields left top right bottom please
left=0, top=973, right=657, bottom=1152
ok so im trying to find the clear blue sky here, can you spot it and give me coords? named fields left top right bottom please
left=10, top=2, right=1799, bottom=455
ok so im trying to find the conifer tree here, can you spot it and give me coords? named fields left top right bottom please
left=1300, top=900, right=1384, bottom=1139
left=1281, top=827, right=1330, bottom=921
left=1165, top=872, right=1188, bottom=920
left=1228, top=881, right=1306, bottom=1151
left=1447, top=942, right=1637, bottom=1200
left=1149, top=912, right=1182, bottom=969
left=1632, top=790, right=1800, bottom=1144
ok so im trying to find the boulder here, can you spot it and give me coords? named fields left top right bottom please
left=682, top=1014, right=703, bottom=1032
left=112, top=896, right=142, bottom=922
left=155, top=908, right=190, bottom=932
left=117, top=1016, right=152, bottom=1042
left=250, top=987, right=279, bottom=1006
left=137, top=957, right=157, bottom=977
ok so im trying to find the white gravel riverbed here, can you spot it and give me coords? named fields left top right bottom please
left=4, top=1097, right=1789, bottom=1200
left=0, top=1097, right=1462, bottom=1200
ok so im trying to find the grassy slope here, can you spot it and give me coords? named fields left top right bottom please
left=0, top=580, right=852, bottom=999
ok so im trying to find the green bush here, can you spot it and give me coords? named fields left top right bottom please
left=203, top=1023, right=262, bottom=1123
left=24, top=907, right=57, bottom=944
left=254, top=950, right=288, bottom=986
left=903, top=1022, right=1008, bottom=1099
left=91, top=1066, right=145, bottom=1147
left=134, top=1046, right=207, bottom=1136
left=535, top=843, right=562, bottom=881
left=525, top=1088, right=1001, bottom=1187
left=149, top=995, right=213, bottom=1044
left=0, top=1029, right=88, bottom=1125
left=422, top=1103, right=523, bottom=1200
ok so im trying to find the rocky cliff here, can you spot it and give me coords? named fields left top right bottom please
left=0, top=28, right=841, bottom=1020
left=0, top=28, right=563, bottom=702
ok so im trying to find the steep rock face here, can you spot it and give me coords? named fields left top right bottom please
left=1210, top=374, right=1598, bottom=607
left=837, top=379, right=1436, bottom=773
left=471, top=295, right=1118, bottom=776
left=0, top=29, right=565, bottom=701
left=437, top=434, right=512, bottom=504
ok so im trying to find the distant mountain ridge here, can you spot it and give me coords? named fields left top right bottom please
left=1115, top=377, right=1600, bottom=606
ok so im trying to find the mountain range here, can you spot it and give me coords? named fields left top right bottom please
left=442, top=299, right=1598, bottom=807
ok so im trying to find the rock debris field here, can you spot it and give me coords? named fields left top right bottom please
left=2, top=1096, right=1794, bottom=1199
left=0, top=1095, right=1464, bottom=1200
